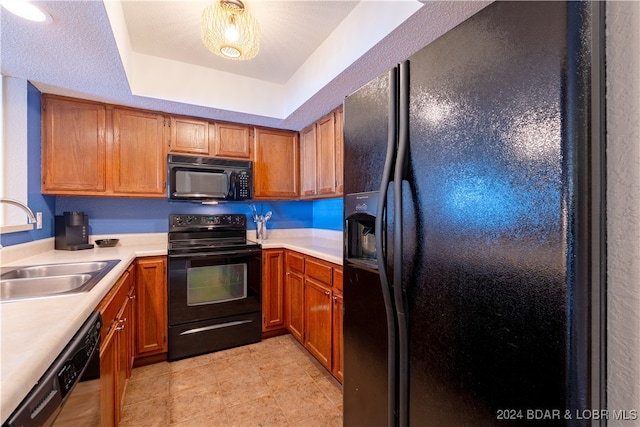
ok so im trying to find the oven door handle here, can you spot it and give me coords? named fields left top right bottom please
left=168, top=248, right=262, bottom=259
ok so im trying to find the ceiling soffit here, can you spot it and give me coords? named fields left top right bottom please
left=105, top=0, right=424, bottom=120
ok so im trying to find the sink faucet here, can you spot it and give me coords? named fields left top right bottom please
left=0, top=198, right=37, bottom=223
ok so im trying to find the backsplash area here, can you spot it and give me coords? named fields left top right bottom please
left=55, top=197, right=343, bottom=235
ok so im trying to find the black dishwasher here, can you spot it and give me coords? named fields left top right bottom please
left=3, top=312, right=101, bottom=427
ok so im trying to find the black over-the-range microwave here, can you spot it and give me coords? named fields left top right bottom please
left=167, top=154, right=252, bottom=202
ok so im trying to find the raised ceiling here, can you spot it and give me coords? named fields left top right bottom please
left=1, top=1, right=491, bottom=130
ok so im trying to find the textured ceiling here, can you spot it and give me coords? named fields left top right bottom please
left=0, top=1, right=491, bottom=131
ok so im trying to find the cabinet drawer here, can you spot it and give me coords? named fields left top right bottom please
left=333, top=266, right=343, bottom=292
left=286, top=251, right=305, bottom=274
left=305, top=258, right=333, bottom=286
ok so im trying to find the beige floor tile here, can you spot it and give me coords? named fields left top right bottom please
left=169, top=363, right=217, bottom=394
left=170, top=408, right=229, bottom=427
left=218, top=371, right=272, bottom=407
left=120, top=395, right=169, bottom=427
left=123, top=373, right=170, bottom=405
left=225, top=395, right=289, bottom=427
left=123, top=335, right=343, bottom=426
left=273, top=382, right=335, bottom=423
left=169, top=389, right=225, bottom=424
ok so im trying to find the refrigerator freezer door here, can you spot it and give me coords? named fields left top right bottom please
left=343, top=72, right=392, bottom=195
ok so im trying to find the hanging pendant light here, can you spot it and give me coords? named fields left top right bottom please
left=201, top=0, right=261, bottom=61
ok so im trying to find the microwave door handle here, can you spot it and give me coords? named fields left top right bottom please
left=172, top=192, right=227, bottom=198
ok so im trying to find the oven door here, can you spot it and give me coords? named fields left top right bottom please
left=168, top=247, right=262, bottom=326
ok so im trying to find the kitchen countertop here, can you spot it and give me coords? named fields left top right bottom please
left=255, top=229, right=343, bottom=265
left=0, top=235, right=166, bottom=424
left=0, top=229, right=342, bottom=423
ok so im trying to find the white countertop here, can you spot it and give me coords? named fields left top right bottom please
left=254, top=228, right=343, bottom=265
left=0, top=229, right=342, bottom=423
left=0, top=234, right=167, bottom=424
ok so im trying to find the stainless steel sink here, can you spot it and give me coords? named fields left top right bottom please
left=0, top=259, right=120, bottom=302
left=1, top=261, right=112, bottom=279
left=1, top=274, right=93, bottom=300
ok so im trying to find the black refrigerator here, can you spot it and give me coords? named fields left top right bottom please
left=342, top=2, right=605, bottom=427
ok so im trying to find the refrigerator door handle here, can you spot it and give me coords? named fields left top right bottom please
left=393, top=60, right=410, bottom=427
left=376, top=66, right=399, bottom=427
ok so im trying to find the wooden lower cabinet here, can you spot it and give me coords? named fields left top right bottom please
left=262, top=249, right=286, bottom=332
left=135, top=257, right=168, bottom=357
left=100, top=327, right=117, bottom=427
left=285, top=270, right=305, bottom=342
left=331, top=289, right=344, bottom=382
left=304, top=277, right=333, bottom=369
left=282, top=250, right=344, bottom=382
left=97, top=263, right=135, bottom=425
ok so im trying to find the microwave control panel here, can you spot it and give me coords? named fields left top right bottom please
left=236, top=171, right=251, bottom=199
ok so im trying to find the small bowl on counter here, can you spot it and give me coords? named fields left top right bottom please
left=95, top=239, right=119, bottom=248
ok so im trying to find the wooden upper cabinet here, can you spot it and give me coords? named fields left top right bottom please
left=253, top=127, right=299, bottom=199
left=169, top=116, right=209, bottom=155
left=334, top=106, right=344, bottom=196
left=111, top=108, right=167, bottom=197
left=298, top=106, right=343, bottom=200
left=213, top=122, right=252, bottom=159
left=316, top=112, right=337, bottom=195
left=42, top=95, right=107, bottom=194
left=300, top=124, right=317, bottom=198
left=42, top=95, right=167, bottom=197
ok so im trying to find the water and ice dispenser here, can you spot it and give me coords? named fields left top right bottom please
left=345, top=191, right=380, bottom=270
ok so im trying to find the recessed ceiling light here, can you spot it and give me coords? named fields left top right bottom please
left=1, top=0, right=52, bottom=23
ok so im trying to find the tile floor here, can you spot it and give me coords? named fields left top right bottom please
left=119, top=334, right=343, bottom=427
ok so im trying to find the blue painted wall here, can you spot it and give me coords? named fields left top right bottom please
left=1, top=82, right=343, bottom=247
left=56, top=197, right=315, bottom=235
left=312, top=198, right=343, bottom=231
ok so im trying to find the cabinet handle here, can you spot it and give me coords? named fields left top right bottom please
left=333, top=295, right=337, bottom=301
left=324, top=291, right=330, bottom=296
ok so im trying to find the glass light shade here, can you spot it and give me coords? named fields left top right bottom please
left=201, top=0, right=261, bottom=61
left=0, top=0, right=52, bottom=23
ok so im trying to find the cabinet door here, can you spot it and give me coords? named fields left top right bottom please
left=135, top=257, right=168, bottom=356
left=169, top=116, right=209, bottom=155
left=285, top=270, right=305, bottom=343
left=112, top=108, right=167, bottom=197
left=299, top=124, right=317, bottom=198
left=332, top=290, right=344, bottom=383
left=262, top=249, right=285, bottom=331
left=213, top=122, right=251, bottom=159
left=316, top=112, right=337, bottom=196
left=100, top=327, right=118, bottom=427
left=334, top=106, right=344, bottom=196
left=42, top=95, right=107, bottom=194
left=126, top=282, right=136, bottom=378
left=253, top=128, right=299, bottom=199
left=304, top=278, right=332, bottom=369
left=116, top=298, right=130, bottom=414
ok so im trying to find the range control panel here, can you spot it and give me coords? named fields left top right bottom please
left=169, top=214, right=246, bottom=230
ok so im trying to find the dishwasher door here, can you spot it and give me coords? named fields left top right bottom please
left=2, top=312, right=101, bottom=427
left=52, top=347, right=101, bottom=427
